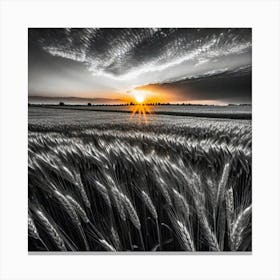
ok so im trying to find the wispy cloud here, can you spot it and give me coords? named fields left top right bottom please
left=30, top=28, right=251, bottom=91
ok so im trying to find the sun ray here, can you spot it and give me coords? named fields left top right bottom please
left=128, top=89, right=156, bottom=124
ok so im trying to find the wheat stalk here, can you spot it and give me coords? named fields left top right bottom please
left=225, top=187, right=234, bottom=235
left=231, top=205, right=252, bottom=250
left=112, top=187, right=126, bottom=221
left=176, top=220, right=195, bottom=251
left=28, top=215, right=40, bottom=239
left=111, top=226, right=121, bottom=249
left=54, top=190, right=81, bottom=226
left=121, top=193, right=141, bottom=230
left=216, top=163, right=230, bottom=206
left=36, top=209, right=67, bottom=251
left=192, top=184, right=220, bottom=251
left=157, top=177, right=172, bottom=205
left=66, top=194, right=90, bottom=223
left=141, top=190, right=158, bottom=220
left=105, top=173, right=126, bottom=221
left=172, top=189, right=190, bottom=218
left=95, top=180, right=112, bottom=209
left=99, top=239, right=116, bottom=252
left=74, top=172, right=91, bottom=208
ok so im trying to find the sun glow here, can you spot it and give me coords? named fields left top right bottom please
left=135, top=94, right=144, bottom=103
left=127, top=90, right=152, bottom=124
left=132, top=90, right=147, bottom=104
left=127, top=87, right=171, bottom=125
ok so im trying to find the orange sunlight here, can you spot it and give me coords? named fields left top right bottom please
left=127, top=89, right=154, bottom=124
left=131, top=90, right=147, bottom=104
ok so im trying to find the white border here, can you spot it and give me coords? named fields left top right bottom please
left=1, top=0, right=280, bottom=279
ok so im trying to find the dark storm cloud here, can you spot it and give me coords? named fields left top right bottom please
left=29, top=28, right=251, bottom=102
left=156, top=66, right=252, bottom=103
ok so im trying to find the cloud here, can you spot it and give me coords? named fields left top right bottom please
left=29, top=28, right=251, bottom=88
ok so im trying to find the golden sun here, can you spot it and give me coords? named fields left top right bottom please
left=135, top=94, right=145, bottom=104
left=131, top=90, right=147, bottom=104
left=128, top=90, right=153, bottom=124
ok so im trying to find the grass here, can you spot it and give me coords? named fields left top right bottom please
left=28, top=121, right=251, bottom=252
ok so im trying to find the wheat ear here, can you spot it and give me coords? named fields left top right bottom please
left=121, top=194, right=141, bottom=230
left=141, top=190, right=158, bottom=220
left=28, top=215, right=40, bottom=239
left=66, top=195, right=90, bottom=223
left=231, top=205, right=252, bottom=251
left=225, top=187, right=234, bottom=235
left=172, top=189, right=190, bottom=218
left=216, top=163, right=230, bottom=206
left=54, top=190, right=81, bottom=226
left=176, top=220, right=195, bottom=251
left=36, top=209, right=67, bottom=251
left=99, top=239, right=116, bottom=252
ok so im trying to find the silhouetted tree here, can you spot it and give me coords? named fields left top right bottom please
left=88, top=103, right=91, bottom=106
left=59, top=102, right=64, bottom=106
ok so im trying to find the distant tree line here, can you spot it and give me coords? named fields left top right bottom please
left=28, top=102, right=251, bottom=107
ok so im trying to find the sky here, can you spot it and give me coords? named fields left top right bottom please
left=28, top=28, right=252, bottom=104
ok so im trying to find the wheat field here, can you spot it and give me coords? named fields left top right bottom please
left=28, top=109, right=252, bottom=252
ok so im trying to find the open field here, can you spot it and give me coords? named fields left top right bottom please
left=28, top=106, right=252, bottom=252
left=29, top=104, right=252, bottom=120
